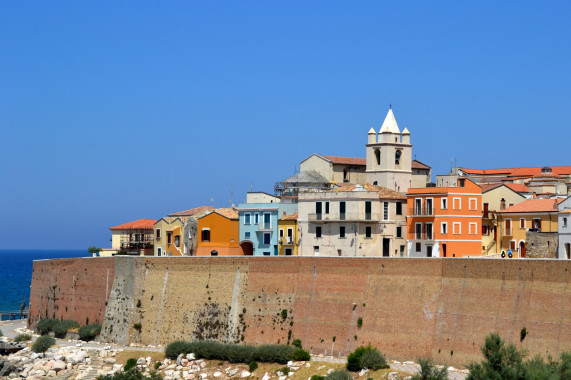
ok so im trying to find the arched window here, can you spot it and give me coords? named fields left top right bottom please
left=395, top=150, right=401, bottom=165
left=375, top=149, right=380, bottom=165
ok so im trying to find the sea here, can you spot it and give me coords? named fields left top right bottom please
left=0, top=249, right=88, bottom=319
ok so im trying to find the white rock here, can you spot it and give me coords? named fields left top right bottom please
left=167, top=364, right=177, bottom=370
left=138, top=357, right=146, bottom=365
left=200, top=373, right=208, bottom=379
left=213, top=371, right=222, bottom=377
left=105, top=358, right=116, bottom=364
left=318, top=366, right=325, bottom=370
left=403, top=361, right=415, bottom=365
left=53, top=360, right=67, bottom=371
left=279, top=376, right=287, bottom=380
left=289, top=366, right=300, bottom=372
left=287, top=361, right=293, bottom=366
left=262, top=372, right=271, bottom=380
left=447, top=366, right=455, bottom=371
left=47, top=370, right=57, bottom=377
left=326, top=369, right=334, bottom=375
left=35, top=369, right=46, bottom=376
left=200, top=361, right=206, bottom=369
left=359, top=369, right=368, bottom=377
left=277, top=371, right=284, bottom=376
left=241, top=371, right=251, bottom=378
left=388, top=372, right=399, bottom=380
left=76, top=343, right=83, bottom=347
left=187, top=353, right=196, bottom=360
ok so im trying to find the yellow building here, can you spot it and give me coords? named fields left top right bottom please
left=154, top=217, right=189, bottom=256
left=278, top=213, right=298, bottom=256
left=481, top=184, right=526, bottom=255
left=497, top=198, right=561, bottom=258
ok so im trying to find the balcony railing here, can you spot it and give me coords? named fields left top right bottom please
left=414, top=232, right=433, bottom=240
left=308, top=213, right=381, bottom=222
left=280, top=236, right=294, bottom=245
left=258, top=223, right=273, bottom=231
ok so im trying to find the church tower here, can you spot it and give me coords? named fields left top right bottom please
left=366, top=108, right=412, bottom=192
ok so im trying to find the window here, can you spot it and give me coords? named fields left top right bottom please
left=314, top=246, right=320, bottom=255
left=316, top=226, right=322, bottom=238
left=441, top=222, right=448, bottom=234
left=340, top=226, right=346, bottom=238
left=396, top=202, right=402, bottom=215
left=157, top=247, right=162, bottom=256
left=415, top=198, right=422, bottom=215
left=441, top=198, right=448, bottom=210
left=400, top=245, right=405, bottom=257
left=263, top=213, right=271, bottom=229
left=325, top=201, right=329, bottom=214
left=365, top=201, right=372, bottom=220
left=263, top=233, right=271, bottom=245
left=416, top=242, right=421, bottom=252
left=453, top=222, right=461, bottom=235
left=244, top=213, right=251, bottom=224
left=415, top=223, right=422, bottom=240
left=520, top=218, right=526, bottom=229
left=174, top=235, right=180, bottom=247
left=564, top=217, right=568, bottom=227
left=340, top=201, right=346, bottom=220
left=425, top=223, right=433, bottom=240
left=383, top=202, right=389, bottom=220
left=263, top=252, right=270, bottom=256
left=365, top=226, right=372, bottom=238
left=395, top=150, right=401, bottom=165
left=453, top=198, right=461, bottom=210
left=469, top=223, right=477, bottom=235
left=279, top=229, right=284, bottom=237
left=396, top=226, right=402, bottom=238
left=285, top=248, right=292, bottom=256
left=201, top=229, right=210, bottom=242
left=254, top=213, right=259, bottom=224
left=533, top=218, right=541, bottom=231
left=483, top=203, right=489, bottom=218
left=459, top=178, right=465, bottom=187
left=316, top=202, right=323, bottom=220
left=287, top=228, right=293, bottom=241
left=426, top=198, right=433, bottom=215
left=482, top=225, right=489, bottom=235
left=469, top=198, right=477, bottom=211
left=505, top=219, right=512, bottom=236
left=156, top=229, right=161, bottom=240
left=167, top=231, right=173, bottom=245
left=245, top=232, right=250, bottom=239
left=375, top=149, right=380, bottom=165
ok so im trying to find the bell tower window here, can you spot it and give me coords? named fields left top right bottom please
left=395, top=150, right=401, bottom=165
left=374, top=149, right=380, bottom=166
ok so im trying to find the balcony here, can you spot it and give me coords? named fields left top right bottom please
left=280, top=236, right=294, bottom=245
left=257, top=223, right=273, bottom=231
left=308, top=213, right=381, bottom=222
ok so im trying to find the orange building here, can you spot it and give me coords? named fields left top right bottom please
left=196, top=208, right=242, bottom=256
left=407, top=178, right=482, bottom=258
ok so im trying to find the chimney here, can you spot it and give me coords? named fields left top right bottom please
left=500, top=198, right=506, bottom=211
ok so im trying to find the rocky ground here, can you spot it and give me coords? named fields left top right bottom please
left=0, top=320, right=467, bottom=380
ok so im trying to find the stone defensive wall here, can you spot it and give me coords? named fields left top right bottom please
left=29, top=257, right=571, bottom=367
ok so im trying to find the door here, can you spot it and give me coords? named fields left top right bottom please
left=519, top=241, right=526, bottom=258
left=442, top=244, right=446, bottom=258
left=427, top=245, right=433, bottom=258
left=382, top=238, right=390, bottom=257
left=566, top=243, right=570, bottom=259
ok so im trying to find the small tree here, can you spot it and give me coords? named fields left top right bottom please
left=467, top=333, right=528, bottom=380
left=88, top=246, right=102, bottom=256
left=325, top=369, right=352, bottom=380
left=412, top=358, right=448, bottom=380
left=32, top=335, right=56, bottom=353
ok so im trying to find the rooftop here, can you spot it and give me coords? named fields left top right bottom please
left=213, top=208, right=239, bottom=220
left=322, top=155, right=366, bottom=166
left=109, top=219, right=157, bottom=230
left=461, top=166, right=571, bottom=178
left=280, top=213, right=298, bottom=221
left=498, top=198, right=563, bottom=214
left=412, top=160, right=431, bottom=170
left=168, top=205, right=214, bottom=217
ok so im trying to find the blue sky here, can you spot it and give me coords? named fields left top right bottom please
left=1, top=1, right=570, bottom=249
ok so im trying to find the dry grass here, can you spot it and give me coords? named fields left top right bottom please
left=114, top=350, right=166, bottom=366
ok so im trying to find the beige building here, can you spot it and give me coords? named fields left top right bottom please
left=481, top=184, right=526, bottom=255
left=298, top=184, right=407, bottom=257
left=411, top=160, right=432, bottom=188
left=300, top=154, right=367, bottom=184
left=107, top=218, right=156, bottom=256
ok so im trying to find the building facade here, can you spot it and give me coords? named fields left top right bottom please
left=496, top=198, right=562, bottom=258
left=407, top=179, right=482, bottom=258
left=278, top=213, right=299, bottom=256
left=559, top=196, right=571, bottom=259
left=298, top=184, right=407, bottom=257
left=196, top=208, right=242, bottom=256
left=107, top=219, right=156, bottom=256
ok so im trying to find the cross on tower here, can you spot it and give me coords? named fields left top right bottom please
left=389, top=104, right=392, bottom=109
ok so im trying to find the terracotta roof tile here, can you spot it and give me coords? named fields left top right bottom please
left=504, top=183, right=531, bottom=193
left=498, top=199, right=562, bottom=213
left=213, top=208, right=239, bottom=219
left=109, top=219, right=157, bottom=230
left=412, top=160, right=431, bottom=170
left=329, top=183, right=406, bottom=199
left=322, top=155, right=366, bottom=166
left=281, top=213, right=298, bottom=221
left=168, top=205, right=214, bottom=217
left=461, top=166, right=571, bottom=177
left=480, top=183, right=502, bottom=193
left=560, top=209, right=571, bottom=214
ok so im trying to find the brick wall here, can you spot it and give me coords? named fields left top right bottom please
left=29, top=256, right=571, bottom=367
left=526, top=232, right=558, bottom=258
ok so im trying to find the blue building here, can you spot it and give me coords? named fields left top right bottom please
left=238, top=194, right=297, bottom=256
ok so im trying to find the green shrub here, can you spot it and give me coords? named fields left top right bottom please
left=165, top=341, right=295, bottom=364
left=467, top=333, right=528, bottom=380
left=53, top=320, right=80, bottom=338
left=78, top=323, right=102, bottom=341
left=412, top=358, right=448, bottom=380
left=36, top=318, right=59, bottom=335
left=14, top=333, right=32, bottom=343
left=249, top=361, right=258, bottom=372
left=292, top=339, right=302, bottom=349
left=97, top=368, right=163, bottom=380
left=359, top=349, right=388, bottom=370
left=310, top=376, right=325, bottom=380
left=281, top=309, right=288, bottom=319
left=356, top=317, right=363, bottom=329
left=134, top=323, right=142, bottom=331
left=325, top=369, right=352, bottom=380
left=154, top=362, right=162, bottom=370
left=347, top=345, right=386, bottom=372
left=292, top=348, right=311, bottom=361
left=124, top=358, right=138, bottom=371
left=32, top=335, right=56, bottom=353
